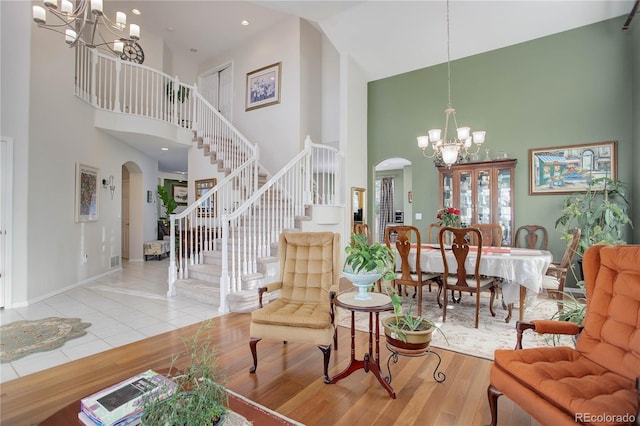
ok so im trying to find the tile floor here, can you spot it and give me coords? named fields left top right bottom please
left=0, top=258, right=221, bottom=383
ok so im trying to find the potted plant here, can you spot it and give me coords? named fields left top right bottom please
left=382, top=286, right=447, bottom=352
left=543, top=279, right=586, bottom=346
left=343, top=233, right=396, bottom=300
left=157, top=184, right=177, bottom=225
left=141, top=321, right=228, bottom=425
left=555, top=177, right=633, bottom=257
left=166, top=81, right=190, bottom=103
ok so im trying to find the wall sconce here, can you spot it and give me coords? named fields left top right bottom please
left=102, top=175, right=116, bottom=200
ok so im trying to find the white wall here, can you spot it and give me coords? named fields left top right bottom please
left=300, top=19, right=323, bottom=144
left=0, top=1, right=31, bottom=305
left=341, top=55, right=369, bottom=241
left=322, top=35, right=340, bottom=146
left=199, top=16, right=303, bottom=174
left=1, top=5, right=160, bottom=305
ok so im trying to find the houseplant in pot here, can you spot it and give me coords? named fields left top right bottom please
left=141, top=320, right=228, bottom=425
left=343, top=233, right=396, bottom=300
left=555, top=177, right=633, bottom=277
left=382, top=286, right=447, bottom=352
left=157, top=184, right=177, bottom=226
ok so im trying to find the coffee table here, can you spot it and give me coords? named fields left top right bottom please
left=329, top=291, right=396, bottom=398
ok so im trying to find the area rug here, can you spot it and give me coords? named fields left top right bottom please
left=0, top=317, right=91, bottom=363
left=337, top=292, right=572, bottom=360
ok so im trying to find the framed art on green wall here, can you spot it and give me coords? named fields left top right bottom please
left=529, top=141, right=617, bottom=195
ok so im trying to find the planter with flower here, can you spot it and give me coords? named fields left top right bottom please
left=437, top=207, right=461, bottom=245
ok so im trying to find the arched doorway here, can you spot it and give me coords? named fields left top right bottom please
left=374, top=157, right=412, bottom=243
left=122, top=162, right=144, bottom=261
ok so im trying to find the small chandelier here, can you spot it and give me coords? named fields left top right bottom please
left=417, top=0, right=486, bottom=167
left=32, top=0, right=141, bottom=55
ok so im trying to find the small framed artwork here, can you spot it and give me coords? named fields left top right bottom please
left=408, top=191, right=413, bottom=203
left=245, top=62, right=281, bottom=111
left=195, top=178, right=217, bottom=216
left=172, top=185, right=188, bottom=206
left=529, top=140, right=616, bottom=195
left=147, top=190, right=153, bottom=203
left=75, top=163, right=99, bottom=222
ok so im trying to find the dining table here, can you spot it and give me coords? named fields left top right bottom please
left=397, top=244, right=553, bottom=322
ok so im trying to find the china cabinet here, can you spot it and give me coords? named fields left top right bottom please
left=438, top=159, right=517, bottom=246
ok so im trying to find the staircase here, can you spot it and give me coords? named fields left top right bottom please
left=74, top=46, right=342, bottom=313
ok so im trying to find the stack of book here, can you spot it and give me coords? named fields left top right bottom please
left=78, top=369, right=176, bottom=426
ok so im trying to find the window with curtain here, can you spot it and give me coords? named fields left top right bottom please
left=376, top=177, right=394, bottom=243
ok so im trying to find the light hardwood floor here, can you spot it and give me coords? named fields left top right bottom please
left=0, top=312, right=540, bottom=426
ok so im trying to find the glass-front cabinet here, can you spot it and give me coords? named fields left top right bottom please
left=438, top=159, right=517, bottom=246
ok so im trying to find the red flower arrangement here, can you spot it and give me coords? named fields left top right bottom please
left=437, top=207, right=461, bottom=227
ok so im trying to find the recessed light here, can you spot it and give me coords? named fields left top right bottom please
left=132, top=9, right=140, bottom=15
left=241, top=20, right=249, bottom=26
left=161, top=147, right=169, bottom=151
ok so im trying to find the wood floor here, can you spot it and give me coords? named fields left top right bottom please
left=0, top=312, right=540, bottom=426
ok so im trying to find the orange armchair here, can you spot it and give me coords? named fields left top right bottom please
left=487, top=244, right=640, bottom=425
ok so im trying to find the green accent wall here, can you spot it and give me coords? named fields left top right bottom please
left=368, top=16, right=636, bottom=263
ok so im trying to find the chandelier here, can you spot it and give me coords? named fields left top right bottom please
left=417, top=0, right=486, bottom=167
left=32, top=0, right=141, bottom=55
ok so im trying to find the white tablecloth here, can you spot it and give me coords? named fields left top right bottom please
left=395, top=245, right=553, bottom=305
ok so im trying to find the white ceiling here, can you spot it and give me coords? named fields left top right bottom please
left=102, top=0, right=635, bottom=171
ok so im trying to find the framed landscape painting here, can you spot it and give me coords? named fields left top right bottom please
left=75, top=163, right=99, bottom=222
left=529, top=141, right=616, bottom=195
left=245, top=62, right=281, bottom=111
left=172, top=185, right=188, bottom=206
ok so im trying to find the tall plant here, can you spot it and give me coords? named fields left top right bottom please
left=157, top=184, right=177, bottom=222
left=555, top=177, right=633, bottom=256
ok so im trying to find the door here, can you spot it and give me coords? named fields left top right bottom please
left=122, top=174, right=130, bottom=259
left=0, top=137, right=11, bottom=307
left=199, top=64, right=232, bottom=120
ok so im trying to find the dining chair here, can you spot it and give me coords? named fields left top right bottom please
left=542, top=227, right=581, bottom=312
left=469, top=223, right=503, bottom=247
left=384, top=225, right=440, bottom=316
left=353, top=223, right=372, bottom=244
left=438, top=226, right=497, bottom=328
left=513, top=225, right=548, bottom=250
left=426, top=223, right=442, bottom=244
left=249, top=232, right=340, bottom=383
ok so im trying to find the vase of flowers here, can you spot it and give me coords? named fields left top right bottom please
left=437, top=208, right=461, bottom=245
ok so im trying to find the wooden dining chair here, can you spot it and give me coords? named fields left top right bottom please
left=469, top=223, right=503, bottom=247
left=513, top=225, right=548, bottom=250
left=438, top=226, right=497, bottom=328
left=542, top=227, right=581, bottom=312
left=353, top=223, right=372, bottom=244
left=426, top=223, right=442, bottom=244
left=384, top=225, right=440, bottom=316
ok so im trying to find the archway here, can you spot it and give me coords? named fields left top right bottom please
left=122, top=161, right=144, bottom=261
left=373, top=157, right=412, bottom=243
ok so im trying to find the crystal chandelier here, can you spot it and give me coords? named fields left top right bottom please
left=32, top=0, right=141, bottom=55
left=417, top=0, right=486, bottom=167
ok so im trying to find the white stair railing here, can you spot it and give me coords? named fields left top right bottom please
left=74, top=46, right=342, bottom=310
left=215, top=137, right=341, bottom=312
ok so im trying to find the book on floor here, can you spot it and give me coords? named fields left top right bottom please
left=80, top=369, right=176, bottom=426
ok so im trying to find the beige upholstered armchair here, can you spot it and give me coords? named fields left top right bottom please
left=249, top=232, right=341, bottom=383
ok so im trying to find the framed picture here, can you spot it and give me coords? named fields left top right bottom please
left=195, top=178, right=217, bottom=216
left=75, top=163, right=99, bottom=222
left=245, top=62, right=281, bottom=111
left=529, top=140, right=616, bottom=195
left=172, top=185, right=188, bottom=206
